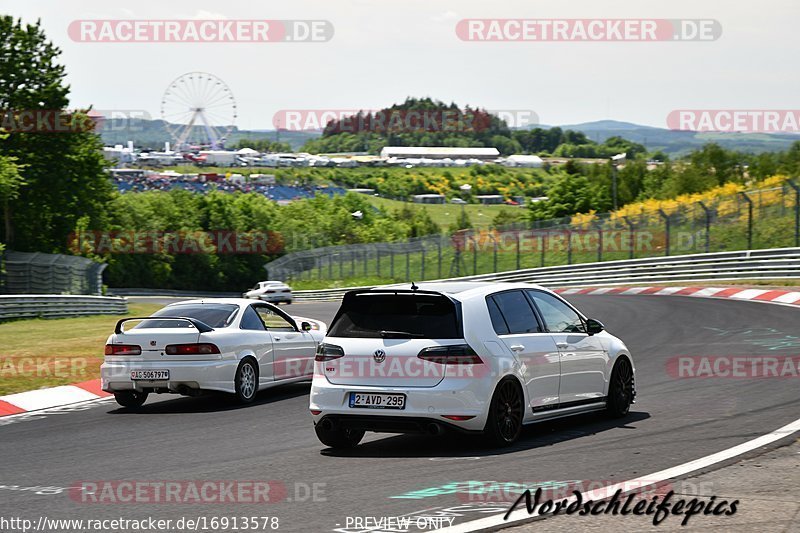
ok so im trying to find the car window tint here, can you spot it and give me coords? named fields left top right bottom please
left=527, top=291, right=586, bottom=333
left=486, top=296, right=510, bottom=335
left=328, top=293, right=461, bottom=339
left=255, top=307, right=295, bottom=331
left=141, top=304, right=238, bottom=329
left=240, top=306, right=266, bottom=331
left=491, top=290, right=540, bottom=334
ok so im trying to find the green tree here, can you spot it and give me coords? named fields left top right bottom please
left=0, top=153, right=25, bottom=243
left=0, top=16, right=114, bottom=251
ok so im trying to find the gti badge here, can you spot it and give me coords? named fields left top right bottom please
left=373, top=349, right=386, bottom=363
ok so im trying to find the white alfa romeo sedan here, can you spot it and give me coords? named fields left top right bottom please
left=309, top=282, right=635, bottom=448
left=102, top=299, right=325, bottom=408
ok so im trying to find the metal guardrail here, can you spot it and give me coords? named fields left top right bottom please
left=108, top=288, right=240, bottom=298
left=0, top=295, right=128, bottom=321
left=292, top=248, right=800, bottom=302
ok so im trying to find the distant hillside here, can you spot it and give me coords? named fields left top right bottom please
left=99, top=114, right=800, bottom=156
left=99, top=118, right=319, bottom=151
left=554, top=120, right=800, bottom=156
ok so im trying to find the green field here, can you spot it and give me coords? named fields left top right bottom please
left=0, top=303, right=162, bottom=395
left=364, top=195, right=524, bottom=230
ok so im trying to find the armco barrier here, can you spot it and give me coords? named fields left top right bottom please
left=0, top=295, right=128, bottom=321
left=292, top=248, right=800, bottom=302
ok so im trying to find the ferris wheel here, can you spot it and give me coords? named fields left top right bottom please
left=161, top=72, right=237, bottom=150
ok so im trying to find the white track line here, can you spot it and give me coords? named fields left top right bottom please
left=436, top=416, right=800, bottom=532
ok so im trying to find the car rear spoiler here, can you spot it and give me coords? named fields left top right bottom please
left=114, top=317, right=215, bottom=334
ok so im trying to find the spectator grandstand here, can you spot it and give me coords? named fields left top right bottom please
left=112, top=174, right=347, bottom=202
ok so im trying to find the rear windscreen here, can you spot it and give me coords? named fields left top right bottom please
left=328, top=293, right=461, bottom=339
left=135, top=304, right=239, bottom=329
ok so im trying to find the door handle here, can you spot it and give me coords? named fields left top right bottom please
left=556, top=342, right=569, bottom=349
left=509, top=344, right=525, bottom=352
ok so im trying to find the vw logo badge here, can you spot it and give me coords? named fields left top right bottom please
left=373, top=349, right=386, bottom=363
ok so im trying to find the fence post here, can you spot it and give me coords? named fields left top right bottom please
left=489, top=234, right=498, bottom=273
left=351, top=251, right=356, bottom=277
left=596, top=222, right=603, bottom=262
left=788, top=180, right=800, bottom=247
left=658, top=210, right=670, bottom=256
left=339, top=254, right=343, bottom=279
left=390, top=250, right=395, bottom=278
left=470, top=233, right=478, bottom=275
left=328, top=254, right=333, bottom=279
left=363, top=249, right=368, bottom=276
left=421, top=248, right=426, bottom=280
left=566, top=229, right=572, bottom=265
left=739, top=192, right=753, bottom=249
left=698, top=201, right=711, bottom=253
left=540, top=232, right=546, bottom=267
left=406, top=250, right=410, bottom=281
left=437, top=239, right=442, bottom=279
left=515, top=231, right=521, bottom=270
left=623, top=217, right=635, bottom=259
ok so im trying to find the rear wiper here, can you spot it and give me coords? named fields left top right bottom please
left=380, top=330, right=423, bottom=338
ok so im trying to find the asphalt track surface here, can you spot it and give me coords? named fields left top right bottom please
left=1, top=295, right=799, bottom=532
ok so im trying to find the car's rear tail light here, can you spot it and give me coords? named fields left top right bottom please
left=418, top=344, right=483, bottom=365
left=441, top=415, right=476, bottom=421
left=310, top=409, right=322, bottom=415
left=164, top=343, right=220, bottom=355
left=104, top=344, right=141, bottom=355
left=315, top=343, right=344, bottom=362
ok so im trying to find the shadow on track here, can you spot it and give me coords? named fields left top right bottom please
left=320, top=410, right=650, bottom=458
left=105, top=381, right=311, bottom=415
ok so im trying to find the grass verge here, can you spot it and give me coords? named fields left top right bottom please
left=0, top=303, right=161, bottom=396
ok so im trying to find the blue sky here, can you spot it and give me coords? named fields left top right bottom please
left=3, top=0, right=797, bottom=130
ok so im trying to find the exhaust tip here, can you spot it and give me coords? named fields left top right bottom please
left=426, top=422, right=444, bottom=436
left=320, top=419, right=335, bottom=431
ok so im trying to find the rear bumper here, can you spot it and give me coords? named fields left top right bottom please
left=101, top=359, right=239, bottom=394
left=309, top=378, right=491, bottom=432
left=316, top=414, right=482, bottom=435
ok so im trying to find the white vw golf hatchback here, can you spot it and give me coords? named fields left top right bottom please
left=310, top=282, right=635, bottom=448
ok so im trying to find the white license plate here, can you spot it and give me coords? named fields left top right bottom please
left=349, top=392, right=406, bottom=409
left=131, top=370, right=169, bottom=380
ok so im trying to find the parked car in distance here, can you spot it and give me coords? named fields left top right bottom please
left=101, top=299, right=325, bottom=408
left=243, top=281, right=293, bottom=304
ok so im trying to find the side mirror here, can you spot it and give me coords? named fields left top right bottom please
left=586, top=318, right=604, bottom=335
left=301, top=321, right=312, bottom=332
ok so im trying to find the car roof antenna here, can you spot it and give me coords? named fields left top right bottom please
left=410, top=281, right=419, bottom=291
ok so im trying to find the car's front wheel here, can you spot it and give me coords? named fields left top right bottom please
left=606, top=358, right=634, bottom=417
left=114, top=390, right=148, bottom=408
left=314, top=421, right=365, bottom=449
left=234, top=358, right=259, bottom=404
left=483, top=378, right=524, bottom=447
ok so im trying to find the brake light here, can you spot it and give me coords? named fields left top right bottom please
left=310, top=409, right=322, bottom=415
left=442, top=415, right=476, bottom=421
left=164, top=343, right=220, bottom=355
left=315, top=343, right=344, bottom=362
left=104, top=344, right=141, bottom=355
left=418, top=344, right=483, bottom=365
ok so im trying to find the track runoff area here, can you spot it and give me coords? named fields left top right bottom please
left=0, top=292, right=798, bottom=532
